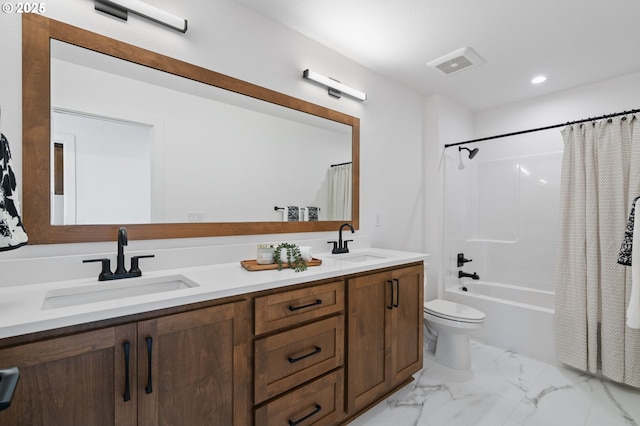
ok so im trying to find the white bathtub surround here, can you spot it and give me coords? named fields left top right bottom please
left=445, top=283, right=555, bottom=363
left=443, top=141, right=562, bottom=364
left=556, top=116, right=640, bottom=388
left=348, top=340, right=640, bottom=426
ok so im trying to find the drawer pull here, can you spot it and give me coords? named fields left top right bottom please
left=288, top=404, right=322, bottom=426
left=288, top=299, right=322, bottom=312
left=288, top=346, right=322, bottom=363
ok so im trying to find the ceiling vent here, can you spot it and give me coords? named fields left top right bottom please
left=427, top=47, right=484, bottom=75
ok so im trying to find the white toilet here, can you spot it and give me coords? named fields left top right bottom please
left=423, top=299, right=485, bottom=370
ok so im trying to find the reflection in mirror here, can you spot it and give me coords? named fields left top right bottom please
left=51, top=110, right=153, bottom=225
left=22, top=14, right=359, bottom=243
left=50, top=40, right=352, bottom=225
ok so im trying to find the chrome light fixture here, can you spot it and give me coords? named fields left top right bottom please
left=303, top=69, right=367, bottom=101
left=95, top=0, right=187, bottom=33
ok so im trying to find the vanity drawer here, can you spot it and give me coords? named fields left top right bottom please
left=255, top=315, right=344, bottom=404
left=254, top=280, right=344, bottom=335
left=255, top=369, right=344, bottom=426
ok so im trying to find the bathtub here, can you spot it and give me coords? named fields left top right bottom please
left=444, top=281, right=556, bottom=363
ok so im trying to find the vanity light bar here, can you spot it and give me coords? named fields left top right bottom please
left=95, top=0, right=188, bottom=33
left=303, top=69, right=367, bottom=101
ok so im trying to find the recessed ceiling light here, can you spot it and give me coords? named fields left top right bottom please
left=531, top=75, right=547, bottom=84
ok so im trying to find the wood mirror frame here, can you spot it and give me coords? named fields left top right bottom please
left=22, top=14, right=359, bottom=244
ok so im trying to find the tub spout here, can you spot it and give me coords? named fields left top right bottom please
left=458, top=270, right=480, bottom=280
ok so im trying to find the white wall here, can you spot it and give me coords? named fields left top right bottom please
left=0, top=1, right=424, bottom=282
left=474, top=72, right=640, bottom=138
left=53, top=111, right=153, bottom=224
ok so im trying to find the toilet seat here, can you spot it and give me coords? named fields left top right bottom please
left=424, top=299, right=485, bottom=323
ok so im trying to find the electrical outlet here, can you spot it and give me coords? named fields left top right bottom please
left=188, top=211, right=205, bottom=222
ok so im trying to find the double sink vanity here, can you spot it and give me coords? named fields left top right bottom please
left=0, top=245, right=426, bottom=425
left=4, top=13, right=426, bottom=425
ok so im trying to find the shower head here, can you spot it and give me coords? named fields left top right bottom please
left=459, top=146, right=479, bottom=159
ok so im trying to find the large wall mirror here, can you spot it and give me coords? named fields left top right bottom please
left=22, top=14, right=359, bottom=244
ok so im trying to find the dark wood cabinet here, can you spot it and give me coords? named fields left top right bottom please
left=0, top=261, right=424, bottom=425
left=0, top=325, right=136, bottom=426
left=137, top=301, right=250, bottom=425
left=254, top=279, right=346, bottom=424
left=0, top=301, right=250, bottom=426
left=346, top=264, right=424, bottom=415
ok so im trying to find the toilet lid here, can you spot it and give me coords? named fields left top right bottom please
left=424, top=299, right=485, bottom=322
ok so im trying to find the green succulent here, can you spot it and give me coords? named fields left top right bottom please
left=273, top=242, right=307, bottom=272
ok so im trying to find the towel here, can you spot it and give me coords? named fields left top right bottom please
left=307, top=206, right=319, bottom=222
left=0, top=133, right=28, bottom=251
left=628, top=198, right=640, bottom=328
left=618, top=195, right=640, bottom=265
left=282, top=206, right=299, bottom=222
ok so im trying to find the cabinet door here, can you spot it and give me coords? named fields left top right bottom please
left=390, top=265, right=424, bottom=386
left=346, top=271, right=392, bottom=413
left=0, top=324, right=137, bottom=426
left=137, top=300, right=250, bottom=426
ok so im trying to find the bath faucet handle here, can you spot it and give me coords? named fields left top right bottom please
left=327, top=241, right=338, bottom=252
left=129, top=254, right=155, bottom=275
left=83, top=258, right=113, bottom=281
left=343, top=240, right=353, bottom=250
left=457, top=253, right=473, bottom=267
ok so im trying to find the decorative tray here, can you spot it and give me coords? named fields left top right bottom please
left=240, top=258, right=322, bottom=271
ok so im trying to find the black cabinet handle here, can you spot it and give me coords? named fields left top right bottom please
left=123, top=341, right=131, bottom=402
left=387, top=280, right=394, bottom=310
left=288, top=346, right=322, bottom=363
left=393, top=278, right=400, bottom=308
left=145, top=336, right=153, bottom=394
left=288, top=404, right=322, bottom=426
left=288, top=299, right=322, bottom=312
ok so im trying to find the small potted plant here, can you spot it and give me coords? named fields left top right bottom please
left=273, top=242, right=308, bottom=272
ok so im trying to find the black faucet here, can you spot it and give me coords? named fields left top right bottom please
left=83, top=227, right=155, bottom=281
left=115, top=227, right=128, bottom=275
left=328, top=222, right=355, bottom=254
left=458, top=270, right=480, bottom=280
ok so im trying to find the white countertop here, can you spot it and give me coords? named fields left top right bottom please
left=0, top=248, right=427, bottom=339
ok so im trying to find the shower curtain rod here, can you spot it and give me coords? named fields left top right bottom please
left=444, top=108, right=640, bottom=148
left=330, top=161, right=352, bottom=167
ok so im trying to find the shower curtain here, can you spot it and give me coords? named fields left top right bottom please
left=555, top=115, right=640, bottom=387
left=328, top=163, right=352, bottom=221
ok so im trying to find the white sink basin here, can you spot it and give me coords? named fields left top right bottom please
left=42, top=275, right=199, bottom=310
left=336, top=253, right=390, bottom=262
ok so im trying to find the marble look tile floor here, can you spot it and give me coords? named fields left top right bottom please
left=348, top=340, right=640, bottom=426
